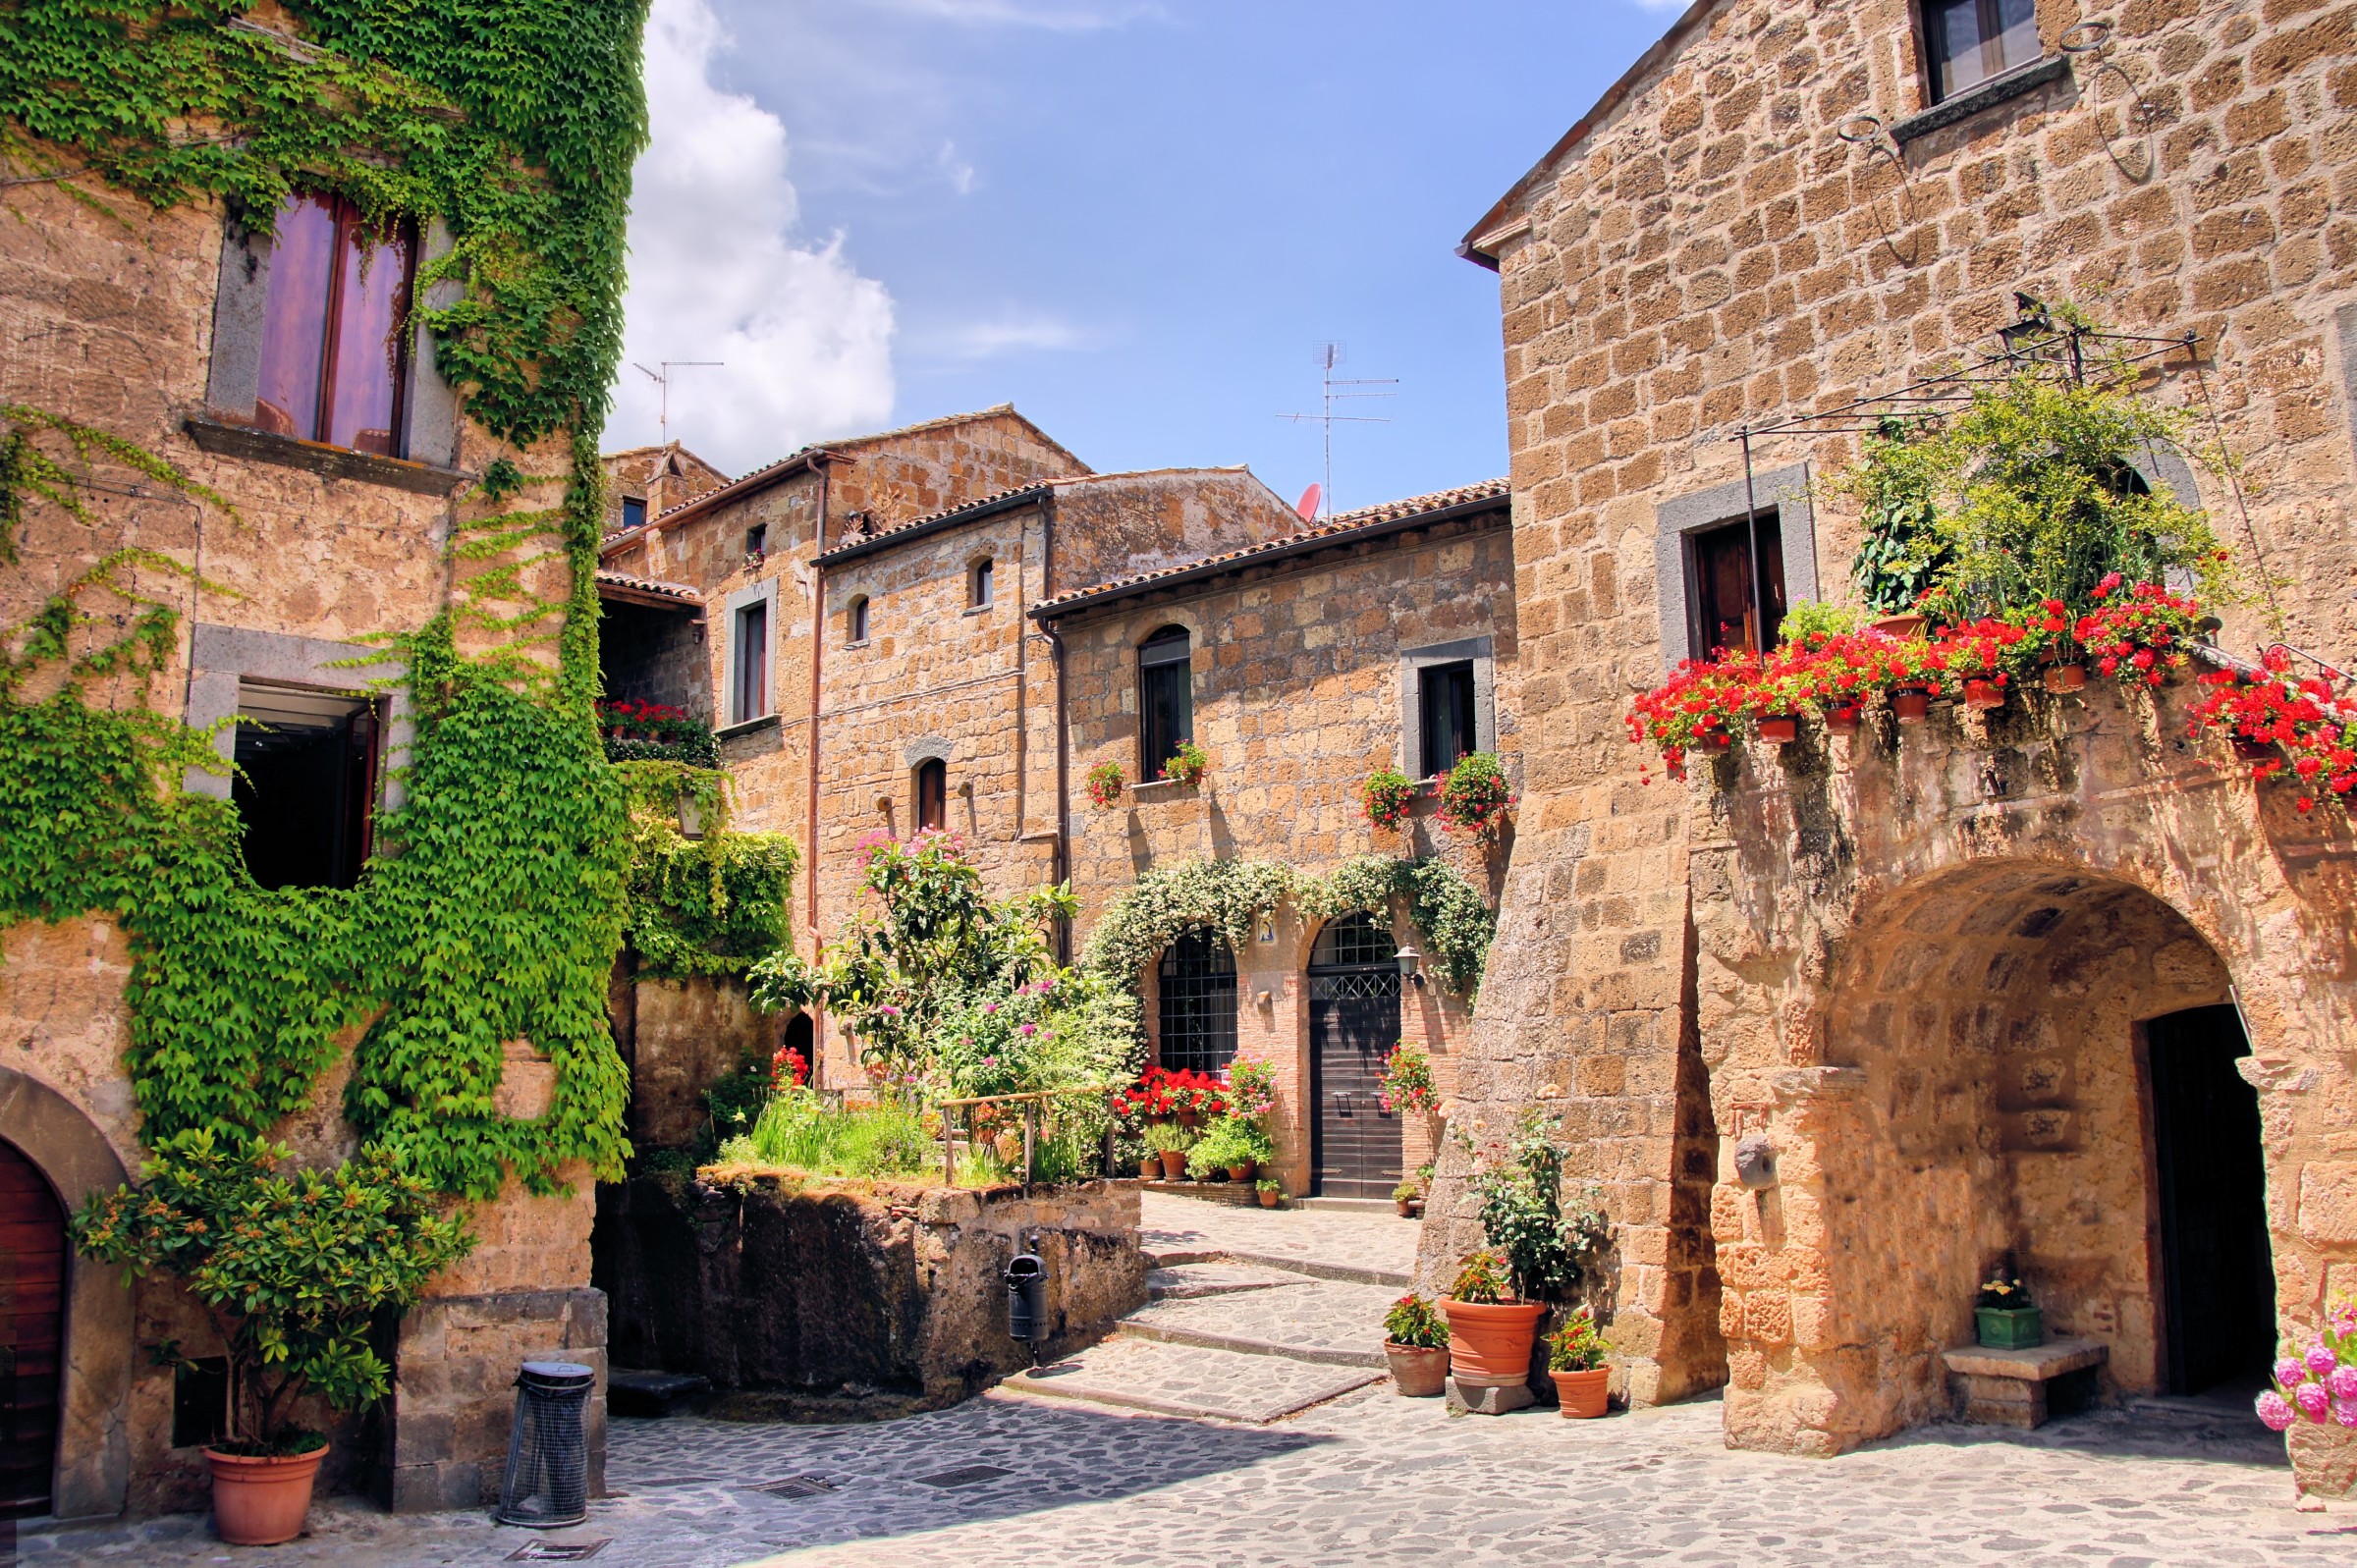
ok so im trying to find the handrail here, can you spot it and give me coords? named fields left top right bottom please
left=935, top=1085, right=1115, bottom=1191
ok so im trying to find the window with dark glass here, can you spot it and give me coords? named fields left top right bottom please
left=1419, top=662, right=1478, bottom=777
left=971, top=559, right=995, bottom=609
left=1157, top=928, right=1237, bottom=1074
left=745, top=524, right=767, bottom=563
left=1918, top=0, right=2040, bottom=103
left=1687, top=514, right=1786, bottom=659
left=1138, top=625, right=1193, bottom=776
left=621, top=496, right=646, bottom=531
left=732, top=601, right=769, bottom=722
left=253, top=191, right=414, bottom=456
left=848, top=596, right=870, bottom=643
left=232, top=682, right=380, bottom=891
left=915, top=759, right=947, bottom=831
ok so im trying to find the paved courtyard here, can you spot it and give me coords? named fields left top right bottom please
left=22, top=1194, right=2357, bottom=1566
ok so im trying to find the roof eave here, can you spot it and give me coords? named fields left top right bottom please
left=813, top=485, right=1051, bottom=568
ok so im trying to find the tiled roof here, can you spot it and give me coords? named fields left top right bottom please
left=816, top=482, right=1052, bottom=563
left=594, top=568, right=701, bottom=608
left=1032, top=477, right=1510, bottom=617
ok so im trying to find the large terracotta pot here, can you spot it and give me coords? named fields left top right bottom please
left=206, top=1443, right=327, bottom=1546
left=1891, top=689, right=1932, bottom=725
left=1157, top=1150, right=1187, bottom=1180
left=1551, top=1367, right=1611, bottom=1419
left=1756, top=714, right=1798, bottom=744
left=2043, top=662, right=2087, bottom=693
left=1385, top=1343, right=1451, bottom=1397
left=1441, top=1299, right=1546, bottom=1382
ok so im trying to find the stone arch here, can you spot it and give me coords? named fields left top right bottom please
left=0, top=1068, right=132, bottom=1519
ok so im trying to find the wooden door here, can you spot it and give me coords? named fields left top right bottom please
left=0, top=1141, right=63, bottom=1518
left=1309, top=969, right=1402, bottom=1200
left=2149, top=1004, right=2275, bottom=1394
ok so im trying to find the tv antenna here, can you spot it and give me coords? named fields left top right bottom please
left=1278, top=342, right=1394, bottom=518
left=633, top=359, right=725, bottom=443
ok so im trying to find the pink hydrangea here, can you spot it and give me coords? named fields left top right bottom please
left=2330, top=1367, right=2357, bottom=1401
left=2338, top=1398, right=2357, bottom=1431
left=2295, top=1380, right=2332, bottom=1421
left=2257, top=1389, right=2297, bottom=1432
left=2305, top=1342, right=2338, bottom=1378
left=2276, top=1356, right=2309, bottom=1391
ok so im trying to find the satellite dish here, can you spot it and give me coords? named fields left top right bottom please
left=1294, top=483, right=1321, bottom=521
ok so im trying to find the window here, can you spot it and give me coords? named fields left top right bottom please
left=732, top=600, right=769, bottom=722
left=1312, top=910, right=1398, bottom=968
left=848, top=596, right=870, bottom=644
left=621, top=496, right=646, bottom=531
left=1138, top=625, right=1193, bottom=776
left=231, top=682, right=380, bottom=891
left=1919, top=0, right=2039, bottom=103
left=1157, top=929, right=1237, bottom=1074
left=970, top=559, right=995, bottom=609
left=171, top=1357, right=232, bottom=1451
left=1419, top=662, right=1478, bottom=777
left=1688, top=513, right=1787, bottom=659
left=915, top=759, right=947, bottom=831
left=745, top=524, right=767, bottom=564
left=253, top=191, right=414, bottom=456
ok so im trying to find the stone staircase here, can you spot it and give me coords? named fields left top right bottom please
left=1004, top=1224, right=1411, bottom=1425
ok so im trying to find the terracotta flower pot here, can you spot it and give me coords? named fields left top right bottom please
left=2042, top=662, right=2087, bottom=693
left=1551, top=1367, right=1611, bottom=1419
left=1962, top=678, right=2005, bottom=712
left=1869, top=613, right=1928, bottom=640
left=1157, top=1150, right=1187, bottom=1180
left=1891, top=689, right=1932, bottom=725
left=1386, top=1343, right=1451, bottom=1397
left=1441, top=1298, right=1547, bottom=1381
left=2230, top=734, right=2276, bottom=762
left=1396, top=1199, right=1416, bottom=1217
left=1757, top=714, right=1798, bottom=744
left=206, top=1443, right=327, bottom=1547
left=1825, top=705, right=1862, bottom=736
left=1228, top=1161, right=1256, bottom=1183
left=1687, top=732, right=1731, bottom=756
left=1257, top=1188, right=1280, bottom=1208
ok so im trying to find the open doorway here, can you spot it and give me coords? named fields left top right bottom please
left=232, top=680, right=381, bottom=891
left=2148, top=1003, right=2276, bottom=1395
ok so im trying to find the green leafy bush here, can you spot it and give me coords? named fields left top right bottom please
left=1185, top=1114, right=1272, bottom=1178
left=1383, top=1293, right=1451, bottom=1349
left=1546, top=1304, right=1608, bottom=1372
left=1463, top=1110, right=1610, bottom=1302
left=71, top=1132, right=473, bottom=1453
left=1777, top=599, right=1862, bottom=643
left=1140, top=1122, right=1195, bottom=1157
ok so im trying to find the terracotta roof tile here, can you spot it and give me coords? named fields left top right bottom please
left=594, top=568, right=702, bottom=607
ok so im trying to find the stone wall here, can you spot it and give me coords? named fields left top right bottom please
left=614, top=968, right=784, bottom=1148
left=592, top=1174, right=1143, bottom=1414
left=1429, top=0, right=2357, bottom=1473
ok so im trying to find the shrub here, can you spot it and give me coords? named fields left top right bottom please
left=1778, top=598, right=1862, bottom=642
left=1378, top=1042, right=1437, bottom=1114
left=1185, top=1114, right=1273, bottom=1178
left=1464, top=1110, right=1610, bottom=1302
left=1449, top=1248, right=1510, bottom=1304
left=1225, top=1055, right=1278, bottom=1120
left=1383, top=1293, right=1450, bottom=1349
left=715, top=1089, right=934, bottom=1178
left=1139, top=1121, right=1195, bottom=1156
left=1547, top=1304, right=1608, bottom=1372
left=71, top=1131, right=473, bottom=1454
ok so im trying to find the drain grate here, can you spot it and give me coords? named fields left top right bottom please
left=505, top=1542, right=609, bottom=1563
left=753, top=1474, right=841, bottom=1499
left=912, top=1464, right=1013, bottom=1489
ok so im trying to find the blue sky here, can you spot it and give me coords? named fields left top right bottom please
left=609, top=1, right=1683, bottom=514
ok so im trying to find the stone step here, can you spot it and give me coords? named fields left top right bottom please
left=1138, top=1177, right=1265, bottom=1208
left=1139, top=1243, right=1410, bottom=1290
left=1295, top=1196, right=1401, bottom=1215
left=1146, top=1262, right=1309, bottom=1300
left=1118, top=1276, right=1399, bottom=1369
left=1003, top=1334, right=1383, bottom=1424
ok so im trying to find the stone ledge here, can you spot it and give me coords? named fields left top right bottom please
left=1890, top=54, right=2071, bottom=145
left=183, top=415, right=474, bottom=496
left=1942, top=1336, right=2108, bottom=1381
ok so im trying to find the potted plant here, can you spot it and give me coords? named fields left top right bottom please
left=1975, top=1270, right=2042, bottom=1348
left=1391, top=1179, right=1423, bottom=1219
left=1441, top=1248, right=1547, bottom=1385
left=1382, top=1293, right=1452, bottom=1397
left=1546, top=1304, right=1612, bottom=1418
left=1141, top=1121, right=1194, bottom=1181
left=1254, top=1176, right=1282, bottom=1209
left=71, top=1132, right=473, bottom=1546
left=1185, top=1114, right=1270, bottom=1183
left=1360, top=765, right=1417, bottom=833
left=1084, top=760, right=1124, bottom=809
left=1436, top=751, right=1514, bottom=840
left=1160, top=738, right=1210, bottom=787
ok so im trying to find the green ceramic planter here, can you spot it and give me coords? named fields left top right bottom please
left=1975, top=1305, right=2043, bottom=1349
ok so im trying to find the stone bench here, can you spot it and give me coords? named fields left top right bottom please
left=1942, top=1337, right=2108, bottom=1430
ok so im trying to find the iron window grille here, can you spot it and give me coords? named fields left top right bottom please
left=1157, top=928, right=1237, bottom=1074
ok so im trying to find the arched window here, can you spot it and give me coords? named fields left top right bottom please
left=848, top=595, right=869, bottom=644
left=970, top=559, right=995, bottom=609
left=915, top=758, right=947, bottom=831
left=1158, top=928, right=1236, bottom=1073
left=1138, top=624, right=1193, bottom=777
left=1311, top=910, right=1398, bottom=970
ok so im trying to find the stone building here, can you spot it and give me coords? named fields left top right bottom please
left=0, top=6, right=635, bottom=1520
left=1423, top=0, right=2357, bottom=1494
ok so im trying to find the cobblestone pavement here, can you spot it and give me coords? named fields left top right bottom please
left=1138, top=1190, right=1416, bottom=1283
left=28, top=1389, right=2350, bottom=1566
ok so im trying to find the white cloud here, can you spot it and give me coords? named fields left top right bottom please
left=609, top=0, right=897, bottom=474
left=928, top=311, right=1094, bottom=361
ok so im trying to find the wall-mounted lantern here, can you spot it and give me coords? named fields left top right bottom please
left=1394, top=942, right=1426, bottom=989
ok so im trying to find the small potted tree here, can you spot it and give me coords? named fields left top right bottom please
left=72, top=1132, right=472, bottom=1545
left=1546, top=1304, right=1611, bottom=1418
left=1185, top=1115, right=1270, bottom=1183
left=1382, top=1293, right=1451, bottom=1397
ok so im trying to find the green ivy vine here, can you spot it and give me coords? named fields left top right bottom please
left=1301, top=855, right=1496, bottom=999
left=617, top=761, right=798, bottom=983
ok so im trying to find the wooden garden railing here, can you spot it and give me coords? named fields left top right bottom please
left=933, top=1086, right=1112, bottom=1190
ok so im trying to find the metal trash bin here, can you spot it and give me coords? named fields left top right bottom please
left=1005, top=1253, right=1047, bottom=1342
left=494, top=1360, right=595, bottom=1528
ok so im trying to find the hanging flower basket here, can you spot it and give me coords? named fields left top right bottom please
left=1825, top=704, right=1863, bottom=736
left=2042, top=663, right=2088, bottom=693
left=1962, top=678, right=2006, bottom=712
left=1757, top=714, right=1799, bottom=744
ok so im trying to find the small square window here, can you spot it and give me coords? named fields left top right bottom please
left=1686, top=514, right=1787, bottom=660
left=1918, top=0, right=2040, bottom=104
left=232, top=682, right=381, bottom=891
left=621, top=496, right=646, bottom=531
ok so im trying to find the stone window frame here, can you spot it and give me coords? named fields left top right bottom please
left=1652, top=463, right=1822, bottom=676
left=182, top=623, right=411, bottom=812
left=720, top=577, right=779, bottom=730
left=846, top=593, right=871, bottom=647
left=205, top=209, right=463, bottom=478
left=966, top=555, right=996, bottom=615
left=1398, top=635, right=1498, bottom=777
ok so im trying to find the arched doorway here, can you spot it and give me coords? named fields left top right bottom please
left=0, top=1139, right=64, bottom=1518
left=1308, top=913, right=1401, bottom=1199
left=1799, top=863, right=2272, bottom=1435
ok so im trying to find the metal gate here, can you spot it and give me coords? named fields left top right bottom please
left=1308, top=914, right=1402, bottom=1200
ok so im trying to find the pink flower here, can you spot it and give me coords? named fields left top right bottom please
left=2276, top=1357, right=2308, bottom=1391
left=1019, top=1023, right=1037, bottom=1037
left=2306, top=1342, right=2338, bottom=1378
left=981, top=1001, right=999, bottom=1014
left=2330, top=1367, right=2357, bottom=1401
left=2338, top=1398, right=2357, bottom=1431
left=2258, top=1389, right=2297, bottom=1431
left=2295, top=1380, right=2331, bottom=1421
